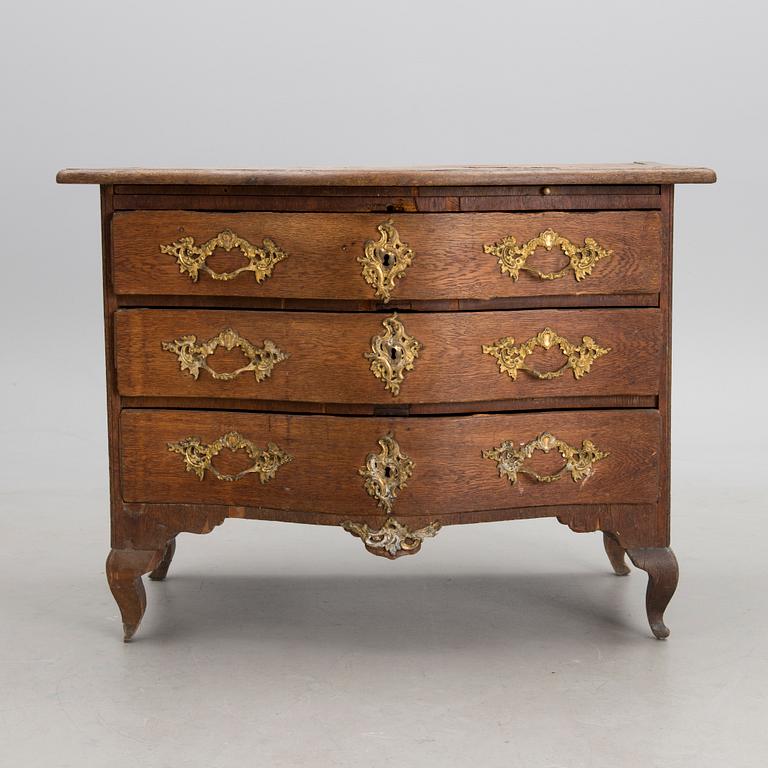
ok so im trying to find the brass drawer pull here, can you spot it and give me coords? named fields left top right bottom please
left=483, top=327, right=609, bottom=381
left=365, top=313, right=421, bottom=396
left=484, top=432, right=608, bottom=485
left=160, top=229, right=288, bottom=283
left=359, top=433, right=413, bottom=513
left=162, top=328, right=287, bottom=382
left=359, top=219, right=414, bottom=302
left=484, top=228, right=611, bottom=282
left=342, top=517, right=441, bottom=559
left=168, top=431, right=292, bottom=482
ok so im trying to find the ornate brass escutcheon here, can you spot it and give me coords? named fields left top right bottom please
left=483, top=228, right=612, bottom=282
left=342, top=517, right=441, bottom=559
left=365, top=313, right=421, bottom=396
left=160, top=229, right=288, bottom=283
left=483, top=432, right=608, bottom=485
left=358, top=219, right=414, bottom=302
left=168, top=431, right=292, bottom=482
left=482, top=327, right=610, bottom=381
left=162, top=328, right=287, bottom=382
left=359, top=433, right=413, bottom=514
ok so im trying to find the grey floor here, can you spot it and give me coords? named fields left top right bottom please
left=2, top=462, right=766, bottom=768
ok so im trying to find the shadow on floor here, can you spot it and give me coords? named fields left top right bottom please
left=137, top=570, right=651, bottom=648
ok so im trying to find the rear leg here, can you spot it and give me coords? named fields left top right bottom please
left=149, top=537, right=177, bottom=581
left=603, top=531, right=630, bottom=576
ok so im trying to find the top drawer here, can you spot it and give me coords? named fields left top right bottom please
left=111, top=211, right=662, bottom=302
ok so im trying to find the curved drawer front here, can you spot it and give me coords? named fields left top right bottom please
left=115, top=308, right=662, bottom=404
left=112, top=211, right=662, bottom=300
left=120, top=409, right=661, bottom=514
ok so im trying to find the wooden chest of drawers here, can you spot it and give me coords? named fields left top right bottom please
left=58, top=164, right=716, bottom=641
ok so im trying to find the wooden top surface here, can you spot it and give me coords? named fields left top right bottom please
left=56, top=163, right=716, bottom=186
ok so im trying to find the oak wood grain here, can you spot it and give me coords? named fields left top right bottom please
left=119, top=500, right=660, bottom=546
left=112, top=211, right=663, bottom=300
left=57, top=164, right=716, bottom=186
left=120, top=409, right=661, bottom=515
left=114, top=308, right=662, bottom=404
left=657, top=186, right=674, bottom=545
left=111, top=183, right=661, bottom=197
left=99, top=187, right=126, bottom=548
left=112, top=193, right=661, bottom=213
left=110, top=184, right=662, bottom=213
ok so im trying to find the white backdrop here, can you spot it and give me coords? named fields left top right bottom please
left=2, top=0, right=763, bottom=495
left=1, top=2, right=766, bottom=767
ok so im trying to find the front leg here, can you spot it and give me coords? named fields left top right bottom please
left=106, top=548, right=163, bottom=641
left=626, top=547, right=679, bottom=640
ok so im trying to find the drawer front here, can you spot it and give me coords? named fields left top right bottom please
left=112, top=211, right=662, bottom=300
left=115, top=308, right=662, bottom=404
left=120, top=409, right=661, bottom=514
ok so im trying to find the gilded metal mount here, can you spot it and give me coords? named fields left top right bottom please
left=365, top=314, right=421, bottom=396
left=359, top=433, right=413, bottom=514
left=483, top=228, right=611, bottom=282
left=168, top=432, right=292, bottom=482
left=483, top=432, right=608, bottom=485
left=482, top=327, right=610, bottom=381
left=342, top=517, right=441, bottom=559
left=358, top=220, right=414, bottom=302
left=162, top=328, right=287, bottom=382
left=160, top=229, right=288, bottom=283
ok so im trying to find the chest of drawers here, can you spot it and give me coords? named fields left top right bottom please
left=58, top=164, right=716, bottom=641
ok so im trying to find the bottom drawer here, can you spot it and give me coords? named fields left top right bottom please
left=120, top=409, right=660, bottom=516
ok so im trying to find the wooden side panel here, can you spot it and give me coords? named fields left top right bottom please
left=115, top=308, right=662, bottom=404
left=112, top=211, right=662, bottom=300
left=120, top=409, right=661, bottom=515
left=99, top=186, right=125, bottom=547
left=657, top=186, right=674, bottom=545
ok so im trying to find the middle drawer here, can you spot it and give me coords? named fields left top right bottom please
left=115, top=308, right=661, bottom=405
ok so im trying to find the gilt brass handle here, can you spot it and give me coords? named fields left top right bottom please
left=168, top=431, right=292, bottom=482
left=483, top=327, right=610, bottom=381
left=160, top=229, right=288, bottom=283
left=358, top=219, right=414, bottom=302
left=484, top=228, right=611, bottom=282
left=162, top=328, right=287, bottom=382
left=342, top=517, right=441, bottom=559
left=483, top=432, right=608, bottom=485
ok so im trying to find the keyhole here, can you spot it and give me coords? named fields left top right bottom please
left=382, top=252, right=391, bottom=267
left=390, top=347, right=398, bottom=361
left=384, top=466, right=392, bottom=478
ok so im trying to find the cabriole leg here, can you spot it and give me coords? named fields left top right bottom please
left=626, top=547, right=679, bottom=640
left=149, top=537, right=177, bottom=581
left=602, top=531, right=631, bottom=576
left=106, top=548, right=163, bottom=642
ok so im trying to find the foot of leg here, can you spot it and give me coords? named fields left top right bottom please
left=149, top=537, right=176, bottom=581
left=603, top=532, right=630, bottom=576
left=626, top=547, right=679, bottom=640
left=106, top=548, right=163, bottom=641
